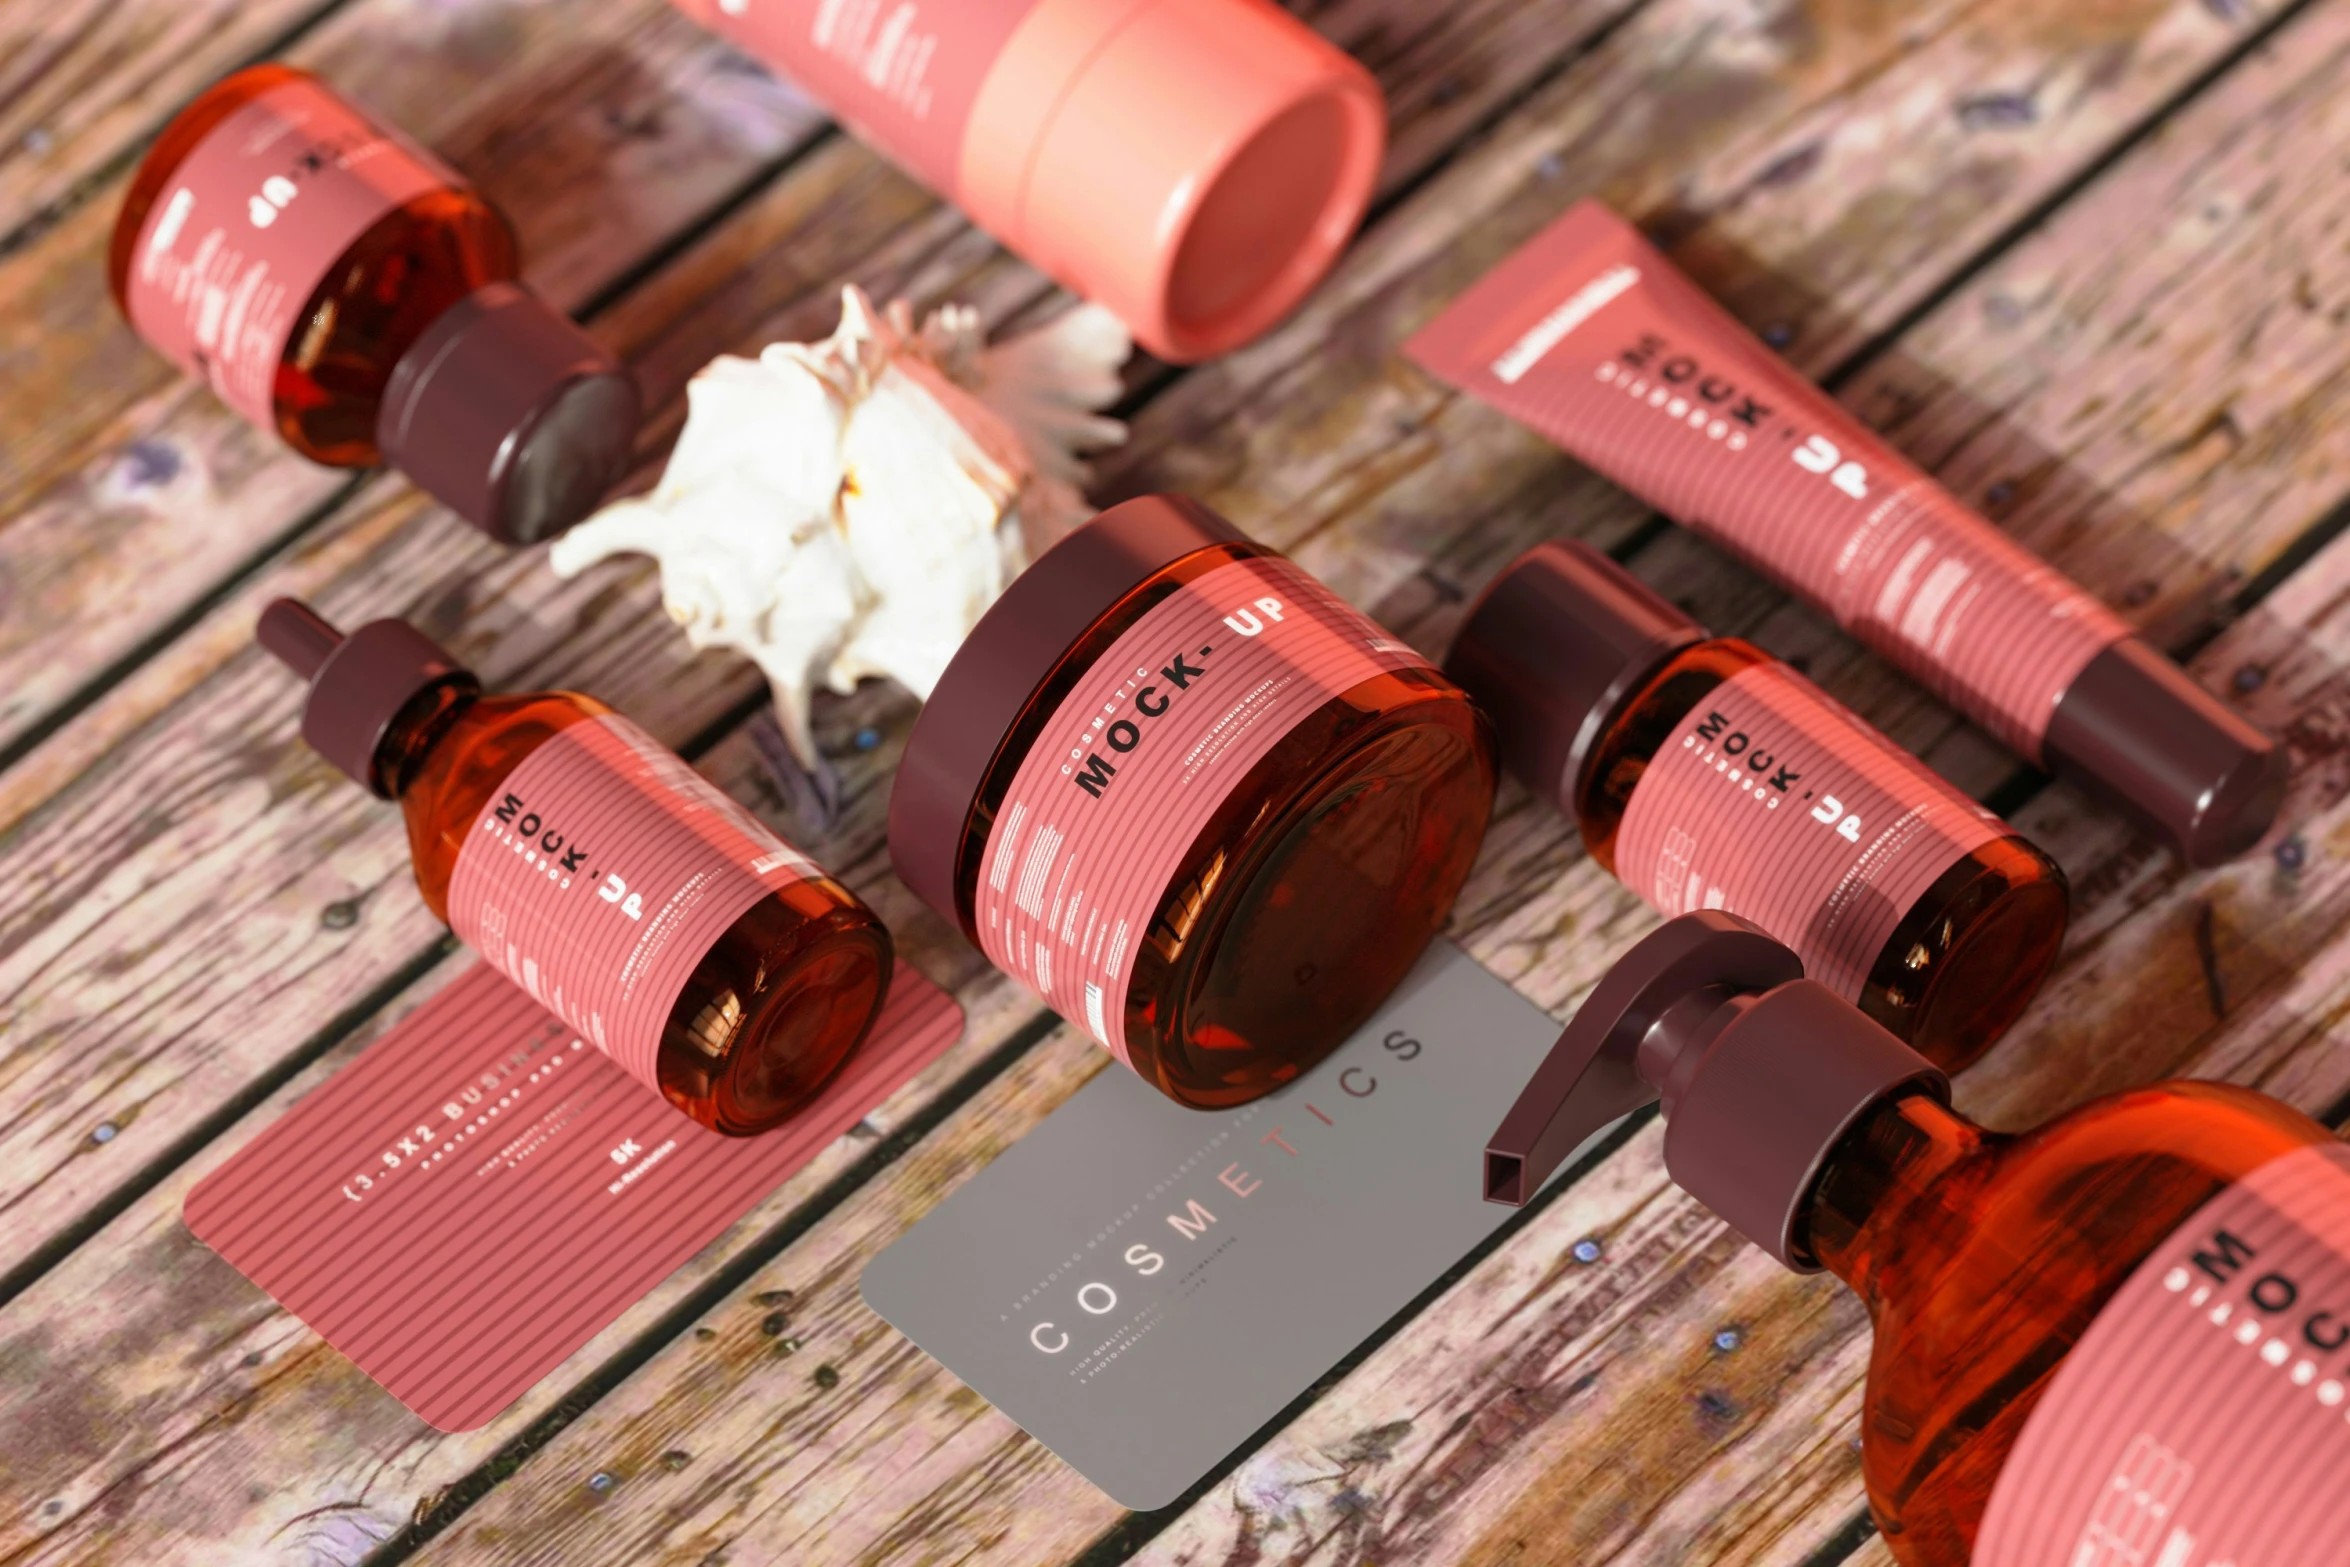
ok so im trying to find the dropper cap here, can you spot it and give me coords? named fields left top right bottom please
left=376, top=282, right=641, bottom=546
left=1484, top=911, right=1947, bottom=1272
left=1445, top=540, right=1706, bottom=808
left=257, top=599, right=479, bottom=797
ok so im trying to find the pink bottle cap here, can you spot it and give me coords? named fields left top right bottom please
left=962, top=0, right=1385, bottom=362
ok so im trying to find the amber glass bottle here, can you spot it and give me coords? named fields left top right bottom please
left=260, top=599, right=891, bottom=1135
left=1807, top=1083, right=2329, bottom=1561
left=891, top=495, right=1495, bottom=1108
left=1448, top=540, right=2067, bottom=1070
left=1488, top=911, right=2350, bottom=1567
left=112, top=66, right=637, bottom=543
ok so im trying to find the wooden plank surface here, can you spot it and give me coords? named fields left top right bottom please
left=0, top=1, right=1652, bottom=1558
left=0, top=682, right=1048, bottom=1567
left=0, top=0, right=334, bottom=242
left=0, top=0, right=831, bottom=765
left=8, top=0, right=2350, bottom=1563
left=0, top=0, right=1631, bottom=779
left=324, top=1, right=2350, bottom=1563
left=0, top=0, right=1645, bottom=1283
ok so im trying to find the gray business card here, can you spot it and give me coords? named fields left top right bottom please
left=860, top=941, right=1607, bottom=1509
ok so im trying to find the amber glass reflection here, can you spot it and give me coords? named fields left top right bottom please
left=1800, top=1084, right=2329, bottom=1564
left=109, top=65, right=517, bottom=466
left=1575, top=638, right=2068, bottom=1070
left=377, top=683, right=891, bottom=1135
left=954, top=543, right=1496, bottom=1107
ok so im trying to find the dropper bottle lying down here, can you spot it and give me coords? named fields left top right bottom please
left=257, top=599, right=893, bottom=1135
left=1489, top=912, right=2350, bottom=1565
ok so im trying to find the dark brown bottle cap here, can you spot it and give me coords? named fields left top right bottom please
left=376, top=281, right=641, bottom=546
left=2043, top=636, right=2284, bottom=867
left=1484, top=910, right=1947, bottom=1272
left=887, top=494, right=1253, bottom=929
left=257, top=598, right=479, bottom=797
left=1444, top=540, right=1704, bottom=807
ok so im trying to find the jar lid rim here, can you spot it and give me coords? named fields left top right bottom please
left=886, top=494, right=1253, bottom=928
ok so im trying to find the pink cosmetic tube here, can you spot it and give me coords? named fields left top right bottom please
left=673, top=0, right=1386, bottom=364
left=1408, top=201, right=2283, bottom=867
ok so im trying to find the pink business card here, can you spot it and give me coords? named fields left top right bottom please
left=185, top=960, right=963, bottom=1431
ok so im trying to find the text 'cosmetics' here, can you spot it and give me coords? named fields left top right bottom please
left=1447, top=539, right=2067, bottom=1068
left=257, top=600, right=892, bottom=1134
left=114, top=67, right=639, bottom=544
left=669, top=0, right=1385, bottom=362
left=1409, top=201, right=2284, bottom=866
left=889, top=495, right=1495, bottom=1107
left=1490, top=911, right=2350, bottom=1565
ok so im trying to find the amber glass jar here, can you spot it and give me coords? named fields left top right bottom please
left=1449, top=540, right=2067, bottom=1070
left=890, top=495, right=1495, bottom=1107
left=260, top=600, right=891, bottom=1135
left=112, top=66, right=637, bottom=543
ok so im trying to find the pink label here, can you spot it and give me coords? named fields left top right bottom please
left=974, top=556, right=1431, bottom=1068
left=1977, top=1142, right=2350, bottom=1565
left=1406, top=202, right=2132, bottom=761
left=446, top=715, right=823, bottom=1095
left=124, top=76, right=456, bottom=428
left=184, top=961, right=963, bottom=1431
left=681, top=0, right=1042, bottom=195
left=1614, top=663, right=2002, bottom=1002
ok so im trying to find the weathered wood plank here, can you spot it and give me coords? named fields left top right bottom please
left=0, top=3, right=1657, bottom=1552
left=0, top=142, right=999, bottom=1292
left=0, top=0, right=828, bottom=763
left=0, top=0, right=1633, bottom=788
left=375, top=2, right=2350, bottom=1562
left=0, top=0, right=335, bottom=242
left=0, top=0, right=1651, bottom=1281
left=0, top=678, right=1046, bottom=1567
left=404, top=494, right=2350, bottom=1567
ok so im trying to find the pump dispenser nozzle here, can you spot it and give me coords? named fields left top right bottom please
left=1485, top=911, right=1949, bottom=1270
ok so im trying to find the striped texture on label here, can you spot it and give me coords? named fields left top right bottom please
left=974, top=557, right=1430, bottom=1068
left=446, top=714, right=819, bottom=1095
left=1613, top=663, right=2003, bottom=1001
left=1977, top=1142, right=2350, bottom=1566
left=1406, top=200, right=2131, bottom=760
left=183, top=962, right=962, bottom=1432
left=125, top=76, right=455, bottom=428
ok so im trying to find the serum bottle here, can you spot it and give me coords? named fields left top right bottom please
left=113, top=66, right=640, bottom=544
left=259, top=599, right=892, bottom=1134
left=1447, top=539, right=2066, bottom=1068
left=1489, top=911, right=2350, bottom=1566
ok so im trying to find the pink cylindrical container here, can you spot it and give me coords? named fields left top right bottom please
left=1409, top=200, right=2285, bottom=867
left=669, top=0, right=1386, bottom=362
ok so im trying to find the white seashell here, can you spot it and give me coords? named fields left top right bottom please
left=548, top=286, right=1131, bottom=767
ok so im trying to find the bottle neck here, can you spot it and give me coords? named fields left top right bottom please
left=1800, top=1089, right=1989, bottom=1311
left=371, top=679, right=478, bottom=800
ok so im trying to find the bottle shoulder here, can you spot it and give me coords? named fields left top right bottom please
left=399, top=691, right=612, bottom=910
left=1574, top=636, right=1760, bottom=853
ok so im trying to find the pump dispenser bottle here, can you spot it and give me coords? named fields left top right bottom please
left=258, top=599, right=891, bottom=1134
left=1448, top=540, right=2066, bottom=1069
left=114, top=67, right=640, bottom=544
left=1489, top=911, right=2350, bottom=1565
